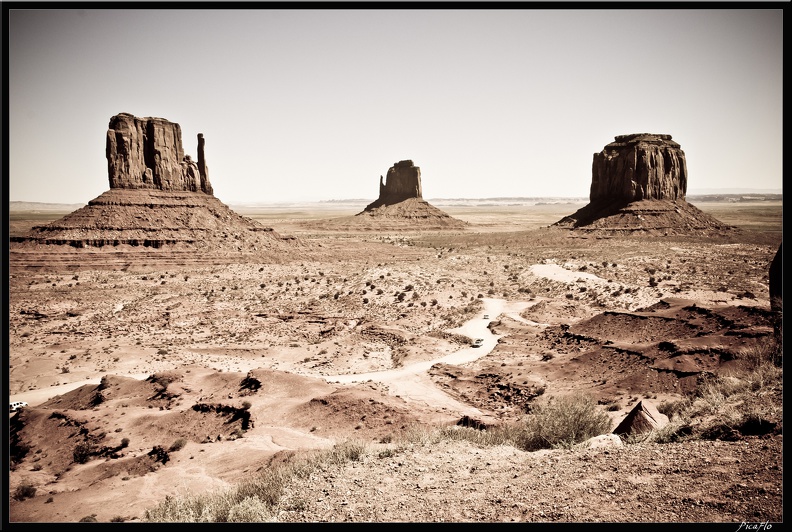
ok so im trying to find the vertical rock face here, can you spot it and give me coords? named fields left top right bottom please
left=106, top=113, right=213, bottom=194
left=590, top=133, right=687, bottom=203
left=377, top=160, right=423, bottom=204
left=769, top=243, right=782, bottom=311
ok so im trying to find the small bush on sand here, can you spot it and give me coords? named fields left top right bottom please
left=73, top=441, right=94, bottom=464
left=516, top=395, right=612, bottom=451
left=169, top=438, right=187, bottom=452
left=13, top=482, right=37, bottom=501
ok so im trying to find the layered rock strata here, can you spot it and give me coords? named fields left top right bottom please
left=590, top=133, right=687, bottom=203
left=554, top=134, right=732, bottom=235
left=11, top=113, right=299, bottom=255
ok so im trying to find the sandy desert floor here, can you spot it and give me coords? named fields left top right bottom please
left=6, top=200, right=783, bottom=523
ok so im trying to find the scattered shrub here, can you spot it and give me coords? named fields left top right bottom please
left=73, top=441, right=94, bottom=464
left=516, top=395, right=612, bottom=451
left=169, top=438, right=187, bottom=452
left=13, top=482, right=36, bottom=501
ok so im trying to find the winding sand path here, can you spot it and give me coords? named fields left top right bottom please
left=11, top=299, right=536, bottom=418
left=323, top=298, right=533, bottom=417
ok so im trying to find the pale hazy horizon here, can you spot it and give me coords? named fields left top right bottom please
left=8, top=8, right=783, bottom=205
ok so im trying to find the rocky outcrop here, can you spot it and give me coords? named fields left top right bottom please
left=591, top=133, right=687, bottom=203
left=328, top=160, right=468, bottom=230
left=365, top=160, right=423, bottom=210
left=106, top=113, right=213, bottom=194
left=553, top=133, right=732, bottom=235
left=613, top=400, right=669, bottom=437
left=769, top=243, right=782, bottom=311
left=11, top=113, right=302, bottom=257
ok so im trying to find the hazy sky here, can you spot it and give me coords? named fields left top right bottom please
left=8, top=8, right=783, bottom=204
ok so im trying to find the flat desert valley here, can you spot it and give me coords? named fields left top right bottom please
left=7, top=198, right=783, bottom=523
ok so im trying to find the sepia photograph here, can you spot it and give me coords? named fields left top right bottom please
left=5, top=4, right=782, bottom=524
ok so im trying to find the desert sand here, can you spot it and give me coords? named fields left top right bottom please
left=7, top=199, right=783, bottom=523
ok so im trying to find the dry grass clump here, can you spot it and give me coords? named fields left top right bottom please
left=424, top=395, right=612, bottom=452
left=142, top=440, right=366, bottom=522
left=650, top=338, right=782, bottom=444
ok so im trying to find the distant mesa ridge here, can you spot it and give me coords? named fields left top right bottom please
left=553, top=133, right=733, bottom=235
left=11, top=113, right=299, bottom=254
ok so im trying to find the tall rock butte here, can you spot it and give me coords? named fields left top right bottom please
left=352, top=160, right=466, bottom=229
left=554, top=133, right=731, bottom=235
left=11, top=113, right=301, bottom=258
left=590, top=133, right=687, bottom=203
left=106, top=113, right=213, bottom=194
left=366, top=159, right=423, bottom=208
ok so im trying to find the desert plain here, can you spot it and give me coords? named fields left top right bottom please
left=6, top=197, right=783, bottom=523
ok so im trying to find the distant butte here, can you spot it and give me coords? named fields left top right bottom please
left=353, top=160, right=467, bottom=229
left=553, top=133, right=733, bottom=235
left=11, top=113, right=301, bottom=256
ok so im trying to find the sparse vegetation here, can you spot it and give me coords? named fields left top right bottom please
left=168, top=438, right=187, bottom=452
left=13, top=482, right=37, bottom=501
left=143, top=439, right=366, bottom=522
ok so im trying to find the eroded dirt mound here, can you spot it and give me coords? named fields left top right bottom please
left=288, top=384, right=424, bottom=441
left=305, top=198, right=468, bottom=231
left=9, top=189, right=307, bottom=269
left=484, top=297, right=778, bottom=403
left=553, top=199, right=735, bottom=236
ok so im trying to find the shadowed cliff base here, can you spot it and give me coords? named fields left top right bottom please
left=553, top=198, right=734, bottom=236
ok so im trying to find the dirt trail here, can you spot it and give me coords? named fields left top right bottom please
left=323, top=299, right=533, bottom=417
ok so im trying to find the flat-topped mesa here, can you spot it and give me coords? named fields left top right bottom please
left=590, top=133, right=687, bottom=203
left=553, top=133, right=732, bottom=235
left=106, top=113, right=213, bottom=195
left=368, top=160, right=423, bottom=208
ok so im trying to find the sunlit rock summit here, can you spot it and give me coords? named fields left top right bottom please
left=553, top=133, right=732, bottom=235
left=11, top=113, right=301, bottom=257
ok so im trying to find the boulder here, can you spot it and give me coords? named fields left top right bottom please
left=580, top=433, right=624, bottom=449
left=612, top=400, right=669, bottom=437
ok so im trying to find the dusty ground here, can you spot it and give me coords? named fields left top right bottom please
left=6, top=200, right=783, bottom=523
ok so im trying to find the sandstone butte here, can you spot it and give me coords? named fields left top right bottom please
left=10, top=113, right=301, bottom=255
left=553, top=133, right=734, bottom=236
left=353, top=159, right=468, bottom=229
